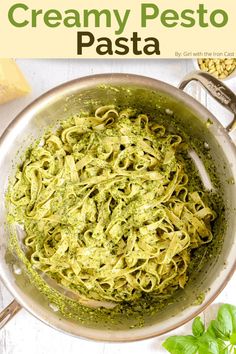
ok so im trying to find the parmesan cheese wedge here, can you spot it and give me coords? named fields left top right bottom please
left=0, top=59, right=31, bottom=104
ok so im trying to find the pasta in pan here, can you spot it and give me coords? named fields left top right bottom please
left=8, top=106, right=216, bottom=303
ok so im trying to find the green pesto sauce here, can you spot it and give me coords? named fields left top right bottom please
left=6, top=105, right=225, bottom=330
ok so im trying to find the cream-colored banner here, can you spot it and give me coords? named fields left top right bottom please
left=0, top=0, right=235, bottom=58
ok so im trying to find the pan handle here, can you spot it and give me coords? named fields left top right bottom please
left=0, top=300, right=21, bottom=329
left=179, top=71, right=236, bottom=132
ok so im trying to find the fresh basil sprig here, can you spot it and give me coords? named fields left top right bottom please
left=163, top=304, right=236, bottom=354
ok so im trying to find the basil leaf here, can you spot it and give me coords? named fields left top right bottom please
left=211, top=319, right=230, bottom=341
left=230, top=333, right=236, bottom=345
left=207, top=322, right=218, bottom=338
left=216, top=304, right=236, bottom=337
left=192, top=317, right=205, bottom=337
left=162, top=335, right=198, bottom=354
left=162, top=304, right=236, bottom=354
left=224, top=304, right=236, bottom=333
left=206, top=321, right=217, bottom=338
left=216, top=338, right=230, bottom=354
left=197, top=333, right=220, bottom=354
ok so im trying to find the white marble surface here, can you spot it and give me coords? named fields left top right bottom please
left=0, top=59, right=236, bottom=354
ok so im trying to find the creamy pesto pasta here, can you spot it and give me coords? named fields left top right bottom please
left=8, top=106, right=216, bottom=303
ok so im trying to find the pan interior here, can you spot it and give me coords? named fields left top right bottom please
left=1, top=80, right=235, bottom=339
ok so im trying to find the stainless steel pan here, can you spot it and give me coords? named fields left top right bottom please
left=0, top=72, right=236, bottom=341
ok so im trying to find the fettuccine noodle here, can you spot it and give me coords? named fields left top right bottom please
left=8, top=106, right=216, bottom=303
